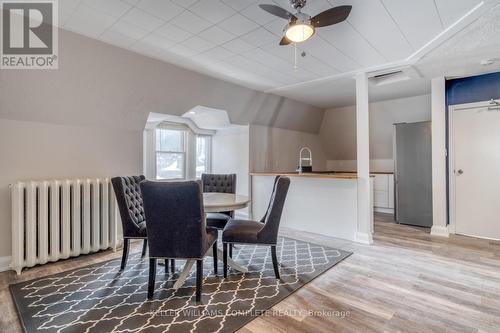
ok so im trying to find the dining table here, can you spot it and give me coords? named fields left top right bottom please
left=172, top=192, right=251, bottom=289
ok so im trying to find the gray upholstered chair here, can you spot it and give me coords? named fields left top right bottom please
left=222, top=176, right=290, bottom=279
left=111, top=176, right=149, bottom=270
left=201, top=173, right=237, bottom=255
left=140, top=180, right=218, bottom=302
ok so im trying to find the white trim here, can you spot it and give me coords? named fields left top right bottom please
left=0, top=256, right=12, bottom=273
left=447, top=100, right=500, bottom=237
left=355, top=72, right=374, bottom=245
left=146, top=114, right=216, bottom=136
left=431, top=225, right=450, bottom=238
left=375, top=207, right=394, bottom=215
left=154, top=127, right=188, bottom=180
left=151, top=123, right=213, bottom=181
left=431, top=77, right=448, bottom=234
left=265, top=1, right=500, bottom=95
left=266, top=59, right=414, bottom=94
left=355, top=232, right=373, bottom=245
left=406, top=1, right=496, bottom=61
left=196, top=134, right=212, bottom=178
left=456, top=232, right=500, bottom=242
left=448, top=99, right=500, bottom=111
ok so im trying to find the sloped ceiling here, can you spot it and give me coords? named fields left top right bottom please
left=52, top=0, right=500, bottom=109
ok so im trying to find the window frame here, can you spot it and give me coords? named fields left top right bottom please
left=195, top=134, right=212, bottom=179
left=152, top=122, right=213, bottom=181
left=154, top=125, right=188, bottom=180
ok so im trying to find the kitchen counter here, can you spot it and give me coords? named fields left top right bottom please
left=334, top=171, right=394, bottom=175
left=250, top=172, right=359, bottom=179
left=250, top=172, right=374, bottom=244
left=250, top=172, right=377, bottom=179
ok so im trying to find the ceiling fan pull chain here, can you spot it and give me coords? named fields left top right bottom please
left=294, top=42, right=298, bottom=70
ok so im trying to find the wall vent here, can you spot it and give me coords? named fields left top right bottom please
left=368, top=67, right=421, bottom=86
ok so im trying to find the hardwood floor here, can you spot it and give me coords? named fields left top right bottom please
left=2, top=214, right=500, bottom=332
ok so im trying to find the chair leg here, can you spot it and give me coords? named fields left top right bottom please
left=212, top=241, right=218, bottom=275
left=120, top=238, right=130, bottom=270
left=148, top=258, right=157, bottom=299
left=229, top=244, right=233, bottom=258
left=170, top=259, right=175, bottom=274
left=196, top=259, right=203, bottom=302
left=164, top=259, right=169, bottom=274
left=141, top=239, right=147, bottom=257
left=271, top=245, right=280, bottom=279
left=223, top=243, right=228, bottom=278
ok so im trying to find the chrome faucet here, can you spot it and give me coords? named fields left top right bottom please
left=298, top=147, right=312, bottom=173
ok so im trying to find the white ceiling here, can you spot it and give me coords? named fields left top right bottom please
left=57, top=0, right=500, bottom=108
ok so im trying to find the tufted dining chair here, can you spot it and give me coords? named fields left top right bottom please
left=111, top=176, right=175, bottom=272
left=140, top=180, right=218, bottom=302
left=222, top=176, right=290, bottom=279
left=201, top=173, right=237, bottom=256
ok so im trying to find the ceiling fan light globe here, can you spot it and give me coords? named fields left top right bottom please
left=285, top=23, right=315, bottom=43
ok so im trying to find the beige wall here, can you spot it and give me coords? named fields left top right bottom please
left=0, top=119, right=141, bottom=257
left=320, top=94, right=432, bottom=160
left=250, top=125, right=327, bottom=173
left=0, top=29, right=324, bottom=259
left=212, top=125, right=250, bottom=197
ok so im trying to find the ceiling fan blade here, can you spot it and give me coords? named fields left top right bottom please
left=311, top=5, right=352, bottom=28
left=279, top=36, right=292, bottom=46
left=259, top=4, right=296, bottom=20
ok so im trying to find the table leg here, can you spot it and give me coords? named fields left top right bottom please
left=206, top=248, right=248, bottom=273
left=173, top=259, right=194, bottom=290
left=173, top=246, right=249, bottom=289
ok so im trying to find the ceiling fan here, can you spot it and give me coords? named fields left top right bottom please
left=259, top=0, right=352, bottom=45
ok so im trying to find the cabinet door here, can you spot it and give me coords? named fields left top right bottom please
left=388, top=174, right=395, bottom=209
left=373, top=174, right=388, bottom=191
left=374, top=190, right=389, bottom=207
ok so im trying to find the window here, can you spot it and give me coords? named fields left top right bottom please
left=155, top=127, right=186, bottom=180
left=152, top=123, right=212, bottom=180
left=196, top=136, right=210, bottom=178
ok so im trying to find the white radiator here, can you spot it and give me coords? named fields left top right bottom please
left=10, top=178, right=119, bottom=274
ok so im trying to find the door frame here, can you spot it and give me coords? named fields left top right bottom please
left=448, top=99, right=500, bottom=236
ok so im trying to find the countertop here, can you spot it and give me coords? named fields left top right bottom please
left=335, top=171, right=394, bottom=175
left=250, top=172, right=368, bottom=179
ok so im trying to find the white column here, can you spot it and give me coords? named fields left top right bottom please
left=430, top=77, right=449, bottom=237
left=355, top=73, right=373, bottom=244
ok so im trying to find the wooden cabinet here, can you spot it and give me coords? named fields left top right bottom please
left=373, top=173, right=394, bottom=213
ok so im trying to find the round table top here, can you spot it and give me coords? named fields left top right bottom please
left=203, top=193, right=251, bottom=213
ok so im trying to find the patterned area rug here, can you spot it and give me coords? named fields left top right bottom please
left=11, top=237, right=351, bottom=333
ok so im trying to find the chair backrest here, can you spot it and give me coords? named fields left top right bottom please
left=258, top=176, right=291, bottom=244
left=111, top=175, right=146, bottom=238
left=140, top=180, right=208, bottom=259
left=201, top=174, right=236, bottom=194
left=260, top=176, right=280, bottom=223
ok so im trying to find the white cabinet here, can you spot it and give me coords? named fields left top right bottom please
left=373, top=173, right=394, bottom=213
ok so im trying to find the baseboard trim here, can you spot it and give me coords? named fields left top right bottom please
left=0, top=256, right=12, bottom=273
left=431, top=225, right=450, bottom=238
left=355, top=232, right=373, bottom=245
left=374, top=207, right=394, bottom=214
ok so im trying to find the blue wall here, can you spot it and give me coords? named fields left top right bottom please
left=446, top=72, right=500, bottom=105
left=445, top=72, right=500, bottom=224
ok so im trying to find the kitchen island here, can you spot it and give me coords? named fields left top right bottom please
left=250, top=172, right=374, bottom=244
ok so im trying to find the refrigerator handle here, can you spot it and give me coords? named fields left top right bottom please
left=393, top=124, right=399, bottom=223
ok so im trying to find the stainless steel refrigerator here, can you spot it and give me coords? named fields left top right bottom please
left=393, top=121, right=433, bottom=227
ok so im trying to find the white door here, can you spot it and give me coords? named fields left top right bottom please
left=453, top=105, right=500, bottom=240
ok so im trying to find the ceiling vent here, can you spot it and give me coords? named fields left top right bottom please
left=368, top=66, right=421, bottom=86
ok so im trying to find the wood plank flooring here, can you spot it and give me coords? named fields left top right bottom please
left=2, top=214, right=500, bottom=332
